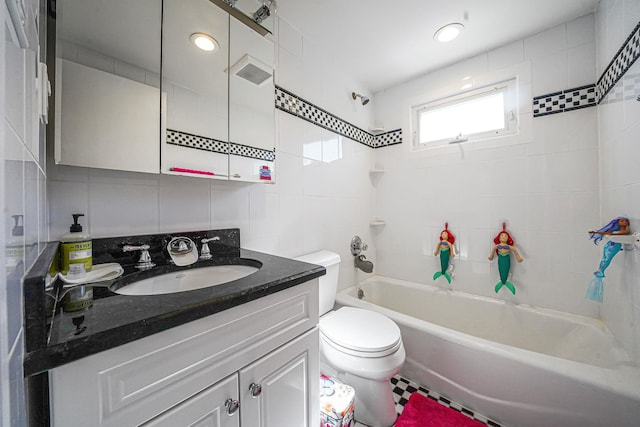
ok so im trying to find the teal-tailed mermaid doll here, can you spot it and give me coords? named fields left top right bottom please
left=488, top=224, right=523, bottom=294
left=433, top=224, right=455, bottom=283
left=585, top=216, right=631, bottom=302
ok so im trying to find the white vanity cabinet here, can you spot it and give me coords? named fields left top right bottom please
left=49, top=279, right=320, bottom=426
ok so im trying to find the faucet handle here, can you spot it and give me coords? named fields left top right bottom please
left=199, top=236, right=220, bottom=260
left=123, top=244, right=156, bottom=270
left=350, top=235, right=368, bottom=255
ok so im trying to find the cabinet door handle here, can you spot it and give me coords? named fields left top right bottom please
left=249, top=382, right=262, bottom=397
left=225, top=398, right=240, bottom=416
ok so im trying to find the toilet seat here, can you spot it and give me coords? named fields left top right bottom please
left=320, top=307, right=402, bottom=358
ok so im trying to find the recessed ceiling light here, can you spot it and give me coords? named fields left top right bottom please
left=434, top=23, right=464, bottom=43
left=190, top=33, right=219, bottom=52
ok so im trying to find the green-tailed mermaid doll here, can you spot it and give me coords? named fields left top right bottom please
left=433, top=224, right=455, bottom=284
left=488, top=223, right=523, bottom=294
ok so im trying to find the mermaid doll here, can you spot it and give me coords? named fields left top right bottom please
left=488, top=223, right=523, bottom=294
left=585, top=217, right=631, bottom=302
left=433, top=223, right=455, bottom=283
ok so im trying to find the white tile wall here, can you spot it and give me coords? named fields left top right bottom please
left=372, top=15, right=601, bottom=318
left=596, top=0, right=640, bottom=361
left=1, top=0, right=46, bottom=424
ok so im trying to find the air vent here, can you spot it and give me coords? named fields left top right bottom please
left=229, top=54, right=272, bottom=86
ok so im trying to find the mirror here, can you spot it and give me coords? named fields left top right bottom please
left=161, top=0, right=230, bottom=180
left=228, top=16, right=275, bottom=182
left=54, top=0, right=162, bottom=174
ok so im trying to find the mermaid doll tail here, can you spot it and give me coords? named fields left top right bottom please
left=495, top=253, right=514, bottom=293
left=504, top=281, right=516, bottom=294
left=585, top=276, right=604, bottom=302
left=494, top=281, right=516, bottom=294
left=497, top=253, right=511, bottom=284
left=594, top=242, right=622, bottom=277
left=434, top=250, right=451, bottom=283
left=433, top=271, right=452, bottom=283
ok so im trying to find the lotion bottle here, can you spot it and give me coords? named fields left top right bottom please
left=60, top=214, right=92, bottom=277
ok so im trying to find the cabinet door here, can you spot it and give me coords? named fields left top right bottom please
left=160, top=0, right=230, bottom=180
left=54, top=0, right=162, bottom=173
left=142, top=374, right=239, bottom=427
left=239, top=328, right=319, bottom=427
left=228, top=15, right=275, bottom=183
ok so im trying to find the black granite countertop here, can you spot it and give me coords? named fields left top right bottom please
left=23, top=229, right=325, bottom=376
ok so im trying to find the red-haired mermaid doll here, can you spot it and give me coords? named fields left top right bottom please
left=488, top=223, right=523, bottom=294
left=433, top=223, right=455, bottom=284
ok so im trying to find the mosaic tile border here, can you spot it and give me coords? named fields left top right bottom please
left=166, top=129, right=275, bottom=162
left=166, top=129, right=228, bottom=154
left=597, top=20, right=640, bottom=103
left=229, top=142, right=275, bottom=161
left=374, top=128, right=403, bottom=148
left=532, top=84, right=597, bottom=117
left=391, top=375, right=502, bottom=426
left=275, top=86, right=402, bottom=149
left=533, top=21, right=640, bottom=117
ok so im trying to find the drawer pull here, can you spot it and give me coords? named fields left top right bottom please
left=225, top=398, right=240, bottom=415
left=249, top=382, right=262, bottom=397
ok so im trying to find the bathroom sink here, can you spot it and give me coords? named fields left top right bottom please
left=112, top=264, right=260, bottom=295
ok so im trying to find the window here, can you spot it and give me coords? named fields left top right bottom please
left=412, top=78, right=517, bottom=149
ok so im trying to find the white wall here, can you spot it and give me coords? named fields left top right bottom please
left=596, top=0, right=640, bottom=361
left=372, top=14, right=602, bottom=318
left=1, top=0, right=48, bottom=425
left=48, top=16, right=378, bottom=293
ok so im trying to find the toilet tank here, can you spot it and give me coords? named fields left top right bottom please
left=294, top=250, right=341, bottom=316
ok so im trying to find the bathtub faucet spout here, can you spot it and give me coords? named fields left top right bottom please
left=354, top=255, right=374, bottom=273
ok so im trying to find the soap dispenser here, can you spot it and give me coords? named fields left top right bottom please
left=60, top=214, right=92, bottom=277
left=6, top=214, right=24, bottom=275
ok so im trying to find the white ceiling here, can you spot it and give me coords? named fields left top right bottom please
left=276, top=0, right=600, bottom=94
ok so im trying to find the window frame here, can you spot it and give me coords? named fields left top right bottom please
left=412, top=78, right=518, bottom=150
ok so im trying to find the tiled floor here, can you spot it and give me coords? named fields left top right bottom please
left=354, top=375, right=502, bottom=427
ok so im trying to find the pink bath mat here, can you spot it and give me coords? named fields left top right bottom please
left=394, top=392, right=484, bottom=427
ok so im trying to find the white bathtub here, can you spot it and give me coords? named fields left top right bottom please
left=335, top=276, right=640, bottom=427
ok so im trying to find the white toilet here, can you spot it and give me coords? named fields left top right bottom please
left=295, top=250, right=405, bottom=427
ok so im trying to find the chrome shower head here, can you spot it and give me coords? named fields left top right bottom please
left=352, top=92, right=370, bottom=106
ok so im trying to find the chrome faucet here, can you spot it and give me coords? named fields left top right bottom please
left=351, top=235, right=373, bottom=273
left=354, top=255, right=374, bottom=273
left=199, top=236, right=220, bottom=260
left=123, top=244, right=155, bottom=270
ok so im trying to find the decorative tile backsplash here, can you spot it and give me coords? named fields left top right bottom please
left=275, top=86, right=402, bottom=149
left=167, top=129, right=275, bottom=162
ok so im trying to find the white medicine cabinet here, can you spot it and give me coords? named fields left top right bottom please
left=53, top=0, right=276, bottom=183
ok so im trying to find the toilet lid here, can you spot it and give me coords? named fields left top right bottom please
left=320, top=307, right=401, bottom=354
